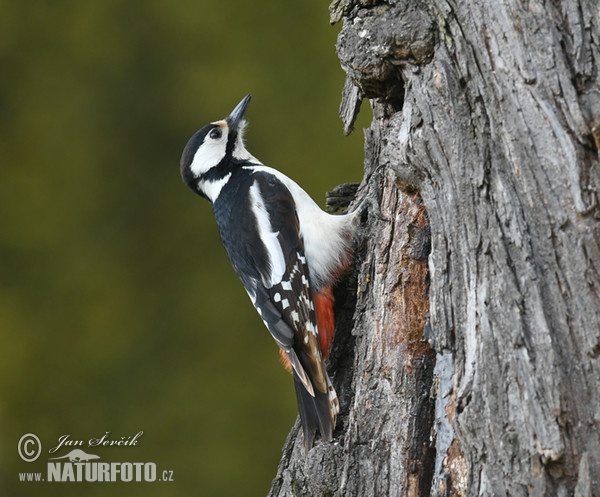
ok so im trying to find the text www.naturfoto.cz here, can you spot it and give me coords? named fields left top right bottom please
left=19, top=462, right=170, bottom=482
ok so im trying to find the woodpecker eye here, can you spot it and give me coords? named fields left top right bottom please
left=209, top=128, right=222, bottom=140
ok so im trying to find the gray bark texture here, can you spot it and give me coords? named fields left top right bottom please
left=268, top=1, right=600, bottom=496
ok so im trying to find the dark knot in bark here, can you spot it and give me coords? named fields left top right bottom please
left=336, top=3, right=435, bottom=104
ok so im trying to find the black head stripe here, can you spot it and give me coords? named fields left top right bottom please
left=225, top=127, right=238, bottom=157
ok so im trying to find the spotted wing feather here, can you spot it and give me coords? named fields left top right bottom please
left=250, top=173, right=336, bottom=448
left=250, top=173, right=328, bottom=392
left=212, top=169, right=336, bottom=448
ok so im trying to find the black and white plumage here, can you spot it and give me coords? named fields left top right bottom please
left=180, top=95, right=355, bottom=450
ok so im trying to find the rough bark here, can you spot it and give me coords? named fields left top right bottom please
left=269, top=1, right=600, bottom=496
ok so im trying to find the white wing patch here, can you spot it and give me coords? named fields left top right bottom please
left=249, top=182, right=286, bottom=288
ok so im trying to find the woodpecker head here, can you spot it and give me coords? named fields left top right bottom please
left=180, top=94, right=256, bottom=201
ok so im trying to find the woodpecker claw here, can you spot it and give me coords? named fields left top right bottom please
left=325, top=182, right=359, bottom=214
left=352, top=165, right=391, bottom=223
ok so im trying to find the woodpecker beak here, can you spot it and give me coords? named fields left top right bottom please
left=226, top=94, right=252, bottom=131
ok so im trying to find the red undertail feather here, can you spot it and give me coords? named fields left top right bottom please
left=314, top=287, right=335, bottom=361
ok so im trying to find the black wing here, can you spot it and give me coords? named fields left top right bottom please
left=213, top=169, right=336, bottom=448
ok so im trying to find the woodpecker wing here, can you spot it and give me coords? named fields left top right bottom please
left=249, top=172, right=328, bottom=390
left=212, top=168, right=335, bottom=447
left=248, top=172, right=336, bottom=447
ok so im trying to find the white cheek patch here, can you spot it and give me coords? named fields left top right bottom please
left=190, top=125, right=229, bottom=176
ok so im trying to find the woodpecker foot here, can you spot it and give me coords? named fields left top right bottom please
left=353, top=165, right=391, bottom=223
left=326, top=183, right=360, bottom=214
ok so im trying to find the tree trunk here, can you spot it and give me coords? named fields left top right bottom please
left=269, top=1, right=600, bottom=496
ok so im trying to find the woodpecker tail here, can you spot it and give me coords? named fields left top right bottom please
left=293, top=370, right=338, bottom=452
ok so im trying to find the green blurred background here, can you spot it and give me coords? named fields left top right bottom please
left=0, top=1, right=367, bottom=496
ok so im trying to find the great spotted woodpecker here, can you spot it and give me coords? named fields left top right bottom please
left=180, top=95, right=356, bottom=450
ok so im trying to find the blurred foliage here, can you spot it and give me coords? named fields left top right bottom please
left=0, top=1, right=368, bottom=496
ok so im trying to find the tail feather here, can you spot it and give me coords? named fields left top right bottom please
left=293, top=372, right=338, bottom=451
